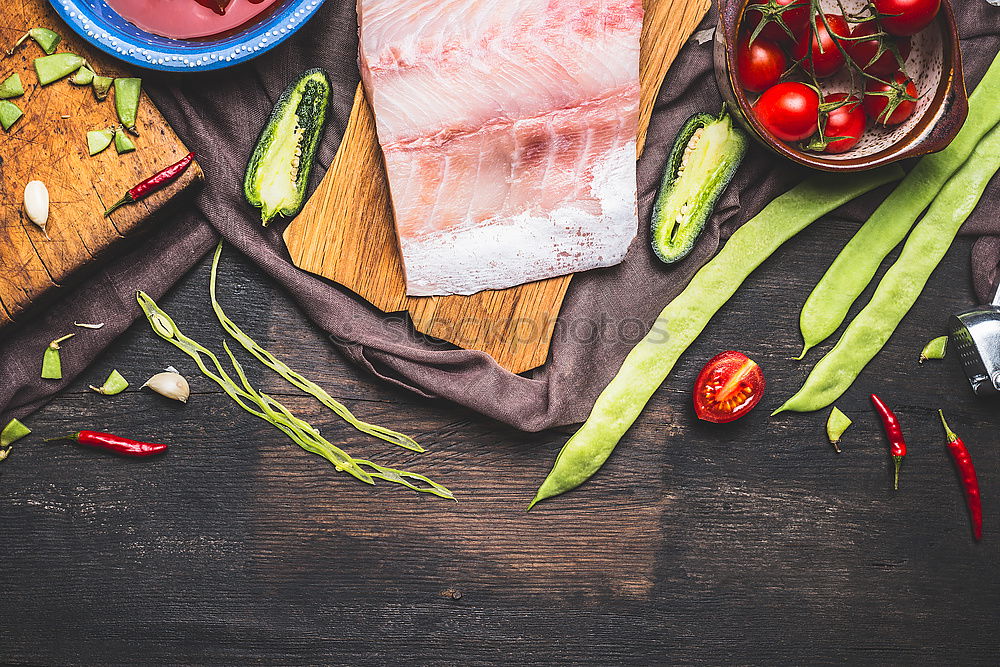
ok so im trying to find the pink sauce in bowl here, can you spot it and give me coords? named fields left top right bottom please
left=104, top=0, right=285, bottom=40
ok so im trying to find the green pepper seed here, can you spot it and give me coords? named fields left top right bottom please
left=0, top=100, right=23, bottom=131
left=87, top=127, right=114, bottom=156
left=825, top=407, right=851, bottom=453
left=0, top=73, right=24, bottom=99
left=1, top=418, right=31, bottom=449
left=776, top=123, right=1000, bottom=414
left=33, top=53, right=85, bottom=86
left=90, top=369, right=129, bottom=395
left=113, top=77, right=141, bottom=134
left=41, top=333, right=75, bottom=380
left=795, top=51, right=1000, bottom=359
left=528, top=166, right=904, bottom=509
left=919, top=335, right=948, bottom=363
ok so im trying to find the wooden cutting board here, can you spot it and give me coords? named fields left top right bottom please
left=0, top=0, right=202, bottom=330
left=283, top=0, right=710, bottom=374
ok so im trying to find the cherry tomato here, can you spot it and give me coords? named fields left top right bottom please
left=737, top=35, right=787, bottom=92
left=754, top=81, right=819, bottom=142
left=847, top=22, right=911, bottom=76
left=821, top=93, right=866, bottom=154
left=693, top=351, right=766, bottom=423
left=873, top=0, right=940, bottom=36
left=791, top=13, right=850, bottom=78
left=744, top=0, right=810, bottom=43
left=864, top=71, right=918, bottom=125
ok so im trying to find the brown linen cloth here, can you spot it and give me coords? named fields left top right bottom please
left=2, top=2, right=999, bottom=430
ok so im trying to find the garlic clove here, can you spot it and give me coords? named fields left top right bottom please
left=142, top=371, right=190, bottom=403
left=23, top=180, right=49, bottom=234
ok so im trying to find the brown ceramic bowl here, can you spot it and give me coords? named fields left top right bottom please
left=715, top=0, right=968, bottom=171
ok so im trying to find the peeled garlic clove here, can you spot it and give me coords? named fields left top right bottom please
left=23, top=180, right=49, bottom=233
left=142, top=371, right=190, bottom=403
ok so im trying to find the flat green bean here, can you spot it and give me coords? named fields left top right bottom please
left=796, top=51, right=1000, bottom=358
left=776, top=123, right=1000, bottom=414
left=528, top=167, right=903, bottom=509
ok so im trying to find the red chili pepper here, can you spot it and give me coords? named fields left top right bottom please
left=104, top=152, right=195, bottom=217
left=870, top=393, right=906, bottom=490
left=48, top=430, right=168, bottom=456
left=939, top=411, right=982, bottom=541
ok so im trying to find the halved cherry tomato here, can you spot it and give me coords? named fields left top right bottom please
left=848, top=22, right=911, bottom=76
left=737, top=35, right=787, bottom=92
left=873, top=0, right=940, bottom=36
left=864, top=71, right=918, bottom=125
left=791, top=13, right=851, bottom=78
left=693, top=351, right=766, bottom=423
left=754, top=81, right=819, bottom=142
left=822, top=93, right=867, bottom=153
left=744, top=0, right=811, bottom=43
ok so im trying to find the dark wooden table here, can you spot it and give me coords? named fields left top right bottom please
left=1, top=219, right=998, bottom=664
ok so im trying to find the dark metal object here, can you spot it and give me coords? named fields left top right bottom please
left=949, top=283, right=1000, bottom=396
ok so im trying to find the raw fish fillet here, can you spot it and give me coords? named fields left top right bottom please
left=357, top=0, right=643, bottom=296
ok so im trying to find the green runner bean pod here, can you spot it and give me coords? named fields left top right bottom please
left=528, top=167, right=903, bottom=509
left=795, top=51, right=1000, bottom=358
left=776, top=123, right=1000, bottom=414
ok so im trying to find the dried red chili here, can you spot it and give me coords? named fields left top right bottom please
left=870, top=393, right=906, bottom=490
left=103, top=152, right=195, bottom=216
left=48, top=430, right=168, bottom=457
left=939, top=410, right=982, bottom=541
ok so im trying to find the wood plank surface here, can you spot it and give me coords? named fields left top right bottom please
left=283, top=0, right=711, bottom=375
left=0, top=0, right=202, bottom=330
left=1, top=227, right=997, bottom=664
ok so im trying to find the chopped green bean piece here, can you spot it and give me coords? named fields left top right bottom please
left=825, top=407, right=852, bottom=453
left=92, top=75, right=113, bottom=101
left=87, top=127, right=114, bottom=156
left=70, top=65, right=94, bottom=86
left=8, top=28, right=61, bottom=55
left=0, top=73, right=24, bottom=99
left=0, top=100, right=23, bottom=131
left=89, top=369, right=129, bottom=395
left=114, top=128, right=136, bottom=154
left=1, top=418, right=31, bottom=448
left=919, top=335, right=948, bottom=363
left=33, top=53, right=85, bottom=86
left=113, top=78, right=141, bottom=134
left=41, top=333, right=74, bottom=380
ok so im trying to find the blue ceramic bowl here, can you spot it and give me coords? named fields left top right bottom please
left=49, top=0, right=326, bottom=72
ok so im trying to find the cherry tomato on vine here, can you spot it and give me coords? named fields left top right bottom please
left=864, top=71, right=918, bottom=125
left=821, top=93, right=866, bottom=154
left=873, top=0, right=940, bottom=36
left=848, top=22, right=912, bottom=76
left=737, top=35, right=787, bottom=92
left=744, top=0, right=811, bottom=43
left=754, top=81, right=819, bottom=141
left=692, top=351, right=766, bottom=423
left=791, top=14, right=851, bottom=78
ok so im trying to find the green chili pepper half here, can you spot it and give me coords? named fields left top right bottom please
left=776, top=123, right=1000, bottom=414
left=796, top=51, right=1000, bottom=359
left=528, top=166, right=903, bottom=509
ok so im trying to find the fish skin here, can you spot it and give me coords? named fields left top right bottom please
left=358, top=0, right=643, bottom=296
